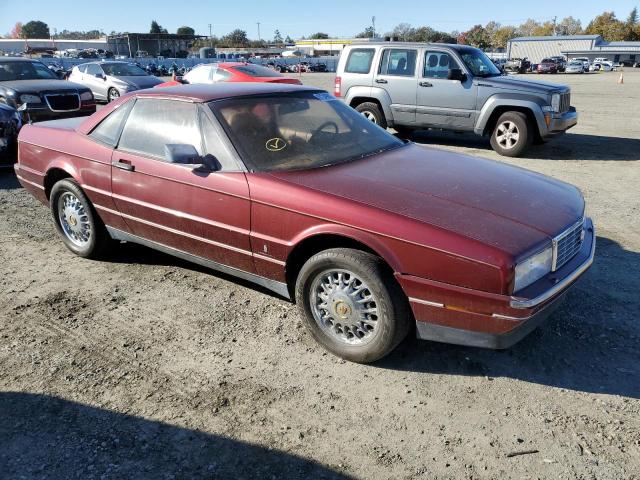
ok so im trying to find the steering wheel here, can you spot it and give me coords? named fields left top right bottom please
left=310, top=121, right=339, bottom=143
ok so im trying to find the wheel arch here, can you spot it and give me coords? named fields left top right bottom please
left=43, top=166, right=77, bottom=200
left=476, top=97, right=546, bottom=141
left=346, top=87, right=395, bottom=125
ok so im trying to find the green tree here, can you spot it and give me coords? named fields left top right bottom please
left=309, top=32, right=329, bottom=39
left=176, top=26, right=195, bottom=35
left=273, top=29, right=283, bottom=44
left=624, top=7, right=639, bottom=40
left=285, top=35, right=294, bottom=44
left=355, top=26, right=375, bottom=38
left=585, top=11, right=625, bottom=41
left=221, top=29, right=249, bottom=46
left=464, top=25, right=490, bottom=49
left=21, top=20, right=50, bottom=38
left=150, top=20, right=168, bottom=34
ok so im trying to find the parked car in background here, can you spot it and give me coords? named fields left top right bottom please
left=504, top=57, right=531, bottom=74
left=14, top=83, right=595, bottom=363
left=565, top=61, right=585, bottom=74
left=549, top=56, right=567, bottom=72
left=68, top=61, right=164, bottom=102
left=570, top=57, right=590, bottom=71
left=537, top=59, right=558, bottom=74
left=0, top=102, right=21, bottom=164
left=0, top=57, right=95, bottom=121
left=589, top=62, right=612, bottom=72
left=336, top=42, right=577, bottom=157
left=155, top=62, right=301, bottom=87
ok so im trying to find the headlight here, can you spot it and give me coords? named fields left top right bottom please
left=514, top=245, right=553, bottom=292
left=80, top=91, right=94, bottom=101
left=551, top=93, right=561, bottom=113
left=19, top=94, right=41, bottom=104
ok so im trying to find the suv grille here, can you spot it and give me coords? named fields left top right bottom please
left=552, top=219, right=584, bottom=271
left=44, top=93, right=80, bottom=112
left=559, top=92, right=570, bottom=113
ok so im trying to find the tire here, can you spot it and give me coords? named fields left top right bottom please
left=355, top=102, right=387, bottom=129
left=490, top=111, right=532, bottom=157
left=50, top=179, right=110, bottom=259
left=295, top=248, right=410, bottom=363
left=107, top=88, right=120, bottom=102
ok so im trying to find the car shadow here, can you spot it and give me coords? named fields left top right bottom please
left=0, top=168, right=20, bottom=189
left=405, top=130, right=640, bottom=161
left=377, top=235, right=640, bottom=399
left=0, top=392, right=351, bottom=480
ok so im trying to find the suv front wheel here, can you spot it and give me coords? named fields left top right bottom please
left=355, top=102, right=387, bottom=129
left=490, top=111, right=532, bottom=157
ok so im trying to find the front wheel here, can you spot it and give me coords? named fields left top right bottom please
left=355, top=102, right=387, bottom=129
left=295, top=248, right=410, bottom=363
left=107, top=88, right=120, bottom=102
left=490, top=111, right=532, bottom=157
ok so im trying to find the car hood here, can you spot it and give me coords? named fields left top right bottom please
left=475, top=75, right=566, bottom=94
left=269, top=144, right=584, bottom=256
left=0, top=79, right=89, bottom=93
left=109, top=75, right=164, bottom=89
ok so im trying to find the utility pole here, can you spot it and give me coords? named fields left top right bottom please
left=371, top=16, right=376, bottom=38
left=552, top=16, right=557, bottom=36
left=257, top=22, right=261, bottom=43
left=208, top=23, right=212, bottom=48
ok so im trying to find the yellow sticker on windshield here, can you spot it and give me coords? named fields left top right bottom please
left=265, top=138, right=287, bottom=152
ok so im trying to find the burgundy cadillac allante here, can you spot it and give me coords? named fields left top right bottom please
left=15, top=83, right=595, bottom=363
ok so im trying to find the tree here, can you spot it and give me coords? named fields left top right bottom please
left=463, top=25, right=490, bottom=49
left=21, top=20, right=50, bottom=38
left=557, top=16, right=582, bottom=35
left=273, top=29, right=283, bottom=44
left=309, top=32, right=329, bottom=39
left=531, top=21, right=555, bottom=36
left=484, top=21, right=500, bottom=46
left=585, top=11, right=625, bottom=41
left=176, top=26, right=195, bottom=35
left=389, top=23, right=415, bottom=41
left=10, top=22, right=22, bottom=39
left=150, top=20, right=168, bottom=34
left=624, top=7, right=639, bottom=40
left=285, top=35, right=294, bottom=44
left=517, top=19, right=541, bottom=37
left=222, top=29, right=249, bottom=46
left=492, top=26, right=518, bottom=49
left=355, top=26, right=375, bottom=38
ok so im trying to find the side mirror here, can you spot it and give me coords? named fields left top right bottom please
left=95, top=73, right=106, bottom=79
left=173, top=75, right=184, bottom=83
left=165, top=144, right=201, bottom=165
left=447, top=68, right=467, bottom=82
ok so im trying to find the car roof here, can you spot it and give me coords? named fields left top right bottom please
left=133, top=82, right=319, bottom=102
left=0, top=57, right=44, bottom=62
left=344, top=41, right=478, bottom=51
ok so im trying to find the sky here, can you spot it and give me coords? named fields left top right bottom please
left=1, top=0, right=638, bottom=39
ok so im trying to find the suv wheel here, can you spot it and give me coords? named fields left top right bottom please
left=355, top=102, right=387, bottom=128
left=50, top=179, right=110, bottom=259
left=490, top=111, right=532, bottom=157
left=295, top=248, right=410, bottom=363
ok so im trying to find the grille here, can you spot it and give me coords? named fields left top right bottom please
left=559, top=92, right=570, bottom=113
left=44, top=93, right=80, bottom=112
left=552, top=219, right=584, bottom=271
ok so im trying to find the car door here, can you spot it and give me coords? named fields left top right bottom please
left=416, top=49, right=477, bottom=131
left=110, top=97, right=255, bottom=273
left=373, top=48, right=418, bottom=125
left=84, top=63, right=107, bottom=100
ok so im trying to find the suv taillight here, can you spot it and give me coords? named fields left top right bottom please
left=334, top=76, right=341, bottom=97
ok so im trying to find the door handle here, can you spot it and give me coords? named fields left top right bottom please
left=419, top=81, right=433, bottom=87
left=375, top=78, right=388, bottom=84
left=112, top=159, right=135, bottom=172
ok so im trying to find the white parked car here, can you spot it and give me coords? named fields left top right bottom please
left=565, top=61, right=585, bottom=74
left=589, top=62, right=613, bottom=72
left=570, top=57, right=590, bottom=71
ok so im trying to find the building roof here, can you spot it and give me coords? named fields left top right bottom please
left=509, top=35, right=601, bottom=42
left=133, top=82, right=318, bottom=102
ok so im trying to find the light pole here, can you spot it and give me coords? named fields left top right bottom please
left=257, top=22, right=261, bottom=43
left=208, top=23, right=212, bottom=48
left=371, top=16, right=376, bottom=38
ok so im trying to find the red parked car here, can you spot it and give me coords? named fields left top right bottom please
left=156, top=62, right=301, bottom=88
left=537, top=59, right=558, bottom=74
left=15, top=83, right=595, bottom=363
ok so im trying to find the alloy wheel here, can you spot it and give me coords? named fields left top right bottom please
left=495, top=120, right=520, bottom=149
left=57, top=192, right=91, bottom=247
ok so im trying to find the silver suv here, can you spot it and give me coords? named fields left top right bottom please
left=335, top=42, right=578, bottom=157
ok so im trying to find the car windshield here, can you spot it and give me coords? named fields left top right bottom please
left=459, top=50, right=501, bottom=77
left=0, top=60, right=58, bottom=81
left=232, top=64, right=282, bottom=77
left=101, top=63, right=147, bottom=76
left=211, top=91, right=404, bottom=172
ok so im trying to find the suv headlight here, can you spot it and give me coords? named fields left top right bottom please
left=514, top=245, right=553, bottom=292
left=80, top=91, right=94, bottom=101
left=550, top=93, right=561, bottom=113
left=19, top=94, right=42, bottom=104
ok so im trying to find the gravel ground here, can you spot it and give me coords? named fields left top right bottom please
left=1, top=70, right=639, bottom=479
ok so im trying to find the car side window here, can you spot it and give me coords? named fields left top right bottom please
left=118, top=99, right=202, bottom=160
left=379, top=49, right=417, bottom=76
left=211, top=69, right=231, bottom=82
left=89, top=99, right=135, bottom=146
left=423, top=51, right=456, bottom=79
left=77, top=64, right=87, bottom=73
left=199, top=106, right=240, bottom=171
left=345, top=49, right=375, bottom=74
left=85, top=64, right=102, bottom=76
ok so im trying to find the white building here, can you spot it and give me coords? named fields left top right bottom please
left=0, top=38, right=108, bottom=54
left=295, top=37, right=382, bottom=56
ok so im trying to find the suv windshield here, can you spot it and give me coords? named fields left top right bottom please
left=211, top=91, right=404, bottom=172
left=459, top=50, right=501, bottom=77
left=101, top=63, right=147, bottom=76
left=0, top=60, right=58, bottom=81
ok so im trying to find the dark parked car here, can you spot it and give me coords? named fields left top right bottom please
left=0, top=58, right=96, bottom=121
left=0, top=103, right=21, bottom=164
left=15, top=83, right=595, bottom=363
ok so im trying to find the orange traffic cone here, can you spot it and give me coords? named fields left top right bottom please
left=618, top=73, right=624, bottom=84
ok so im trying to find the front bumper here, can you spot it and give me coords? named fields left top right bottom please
left=23, top=103, right=96, bottom=122
left=399, top=218, right=595, bottom=349
left=544, top=107, right=578, bottom=136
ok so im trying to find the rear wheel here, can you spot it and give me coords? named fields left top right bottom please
left=107, top=88, right=120, bottom=102
left=355, top=102, right=387, bottom=128
left=490, top=111, right=532, bottom=157
left=50, top=179, right=110, bottom=259
left=295, top=248, right=410, bottom=363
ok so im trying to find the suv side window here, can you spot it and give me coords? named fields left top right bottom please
left=118, top=98, right=202, bottom=160
left=423, top=51, right=456, bottom=79
left=345, top=48, right=375, bottom=74
left=379, top=49, right=417, bottom=76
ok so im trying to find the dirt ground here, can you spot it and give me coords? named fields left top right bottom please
left=1, top=70, right=639, bottom=479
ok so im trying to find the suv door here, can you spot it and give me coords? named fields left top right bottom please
left=416, top=49, right=477, bottom=131
left=110, top=98, right=254, bottom=273
left=374, top=48, right=418, bottom=125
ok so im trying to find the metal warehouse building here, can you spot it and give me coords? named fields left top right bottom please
left=507, top=35, right=640, bottom=64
